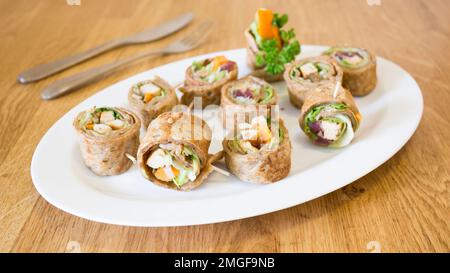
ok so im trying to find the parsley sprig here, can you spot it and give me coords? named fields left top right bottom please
left=255, top=13, right=301, bottom=75
left=273, top=13, right=288, bottom=28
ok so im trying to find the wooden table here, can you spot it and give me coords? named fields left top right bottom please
left=0, top=0, right=448, bottom=253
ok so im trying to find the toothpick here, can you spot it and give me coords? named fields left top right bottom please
left=125, top=153, right=137, bottom=164
left=212, top=165, right=230, bottom=176
left=333, top=82, right=341, bottom=99
left=187, top=101, right=194, bottom=112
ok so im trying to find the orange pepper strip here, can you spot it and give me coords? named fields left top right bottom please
left=212, top=56, right=228, bottom=71
left=171, top=166, right=180, bottom=177
left=257, top=9, right=281, bottom=46
left=85, top=123, right=94, bottom=130
left=143, top=93, right=153, bottom=103
left=271, top=25, right=281, bottom=47
left=154, top=166, right=180, bottom=182
left=154, top=168, right=170, bottom=181
left=257, top=9, right=274, bottom=39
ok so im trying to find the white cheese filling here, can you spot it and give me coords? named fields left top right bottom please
left=329, top=114, right=354, bottom=148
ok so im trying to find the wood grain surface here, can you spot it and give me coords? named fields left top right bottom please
left=0, top=0, right=449, bottom=253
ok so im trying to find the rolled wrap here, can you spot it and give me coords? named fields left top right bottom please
left=179, top=57, right=238, bottom=108
left=220, top=76, right=278, bottom=131
left=223, top=118, right=291, bottom=183
left=299, top=86, right=361, bottom=147
left=244, top=29, right=284, bottom=82
left=128, top=76, right=178, bottom=130
left=322, top=47, right=377, bottom=96
left=73, top=107, right=140, bottom=176
left=284, top=56, right=343, bottom=108
left=137, top=111, right=222, bottom=191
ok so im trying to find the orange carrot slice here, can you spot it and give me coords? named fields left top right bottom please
left=257, top=9, right=281, bottom=45
left=154, top=167, right=171, bottom=181
left=271, top=25, right=281, bottom=47
left=154, top=166, right=180, bottom=182
left=212, top=56, right=228, bottom=71
left=171, top=166, right=180, bottom=177
left=259, top=126, right=272, bottom=143
left=143, top=93, right=153, bottom=103
left=257, top=9, right=274, bottom=39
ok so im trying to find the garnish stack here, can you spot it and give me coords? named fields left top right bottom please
left=245, top=8, right=301, bottom=82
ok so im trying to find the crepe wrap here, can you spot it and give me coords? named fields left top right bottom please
left=220, top=76, right=278, bottom=131
left=128, top=76, right=178, bottom=130
left=223, top=119, right=291, bottom=184
left=179, top=60, right=238, bottom=108
left=284, top=56, right=343, bottom=108
left=137, top=111, right=222, bottom=191
left=299, top=86, right=361, bottom=140
left=244, top=29, right=284, bottom=82
left=73, top=107, right=140, bottom=176
left=323, top=47, right=377, bottom=96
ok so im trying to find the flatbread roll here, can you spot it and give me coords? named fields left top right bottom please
left=179, top=56, right=238, bottom=108
left=323, top=47, right=377, bottom=96
left=137, top=111, right=222, bottom=191
left=73, top=106, right=140, bottom=176
left=128, top=76, right=178, bottom=129
left=284, top=56, right=343, bottom=108
left=220, top=76, right=278, bottom=132
left=299, top=86, right=361, bottom=147
left=223, top=116, right=291, bottom=183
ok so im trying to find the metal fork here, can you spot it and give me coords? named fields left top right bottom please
left=41, top=21, right=212, bottom=100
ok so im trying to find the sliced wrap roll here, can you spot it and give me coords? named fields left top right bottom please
left=137, top=111, right=222, bottom=191
left=299, top=86, right=362, bottom=148
left=73, top=106, right=140, bottom=176
left=322, top=47, right=377, bottom=96
left=223, top=116, right=291, bottom=183
left=220, top=76, right=278, bottom=131
left=128, top=76, right=178, bottom=130
left=284, top=56, right=343, bottom=108
left=179, top=56, right=238, bottom=108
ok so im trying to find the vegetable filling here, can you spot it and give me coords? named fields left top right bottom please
left=230, top=80, right=274, bottom=105
left=79, top=107, right=131, bottom=136
left=290, top=61, right=336, bottom=83
left=131, top=81, right=166, bottom=104
left=324, top=47, right=369, bottom=69
left=229, top=116, right=284, bottom=154
left=304, top=103, right=357, bottom=147
left=146, top=144, right=201, bottom=188
left=191, top=56, right=236, bottom=84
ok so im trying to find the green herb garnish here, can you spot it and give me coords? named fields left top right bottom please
left=255, top=37, right=300, bottom=75
left=253, top=12, right=301, bottom=76
left=273, top=13, right=288, bottom=28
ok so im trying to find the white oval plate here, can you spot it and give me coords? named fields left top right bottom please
left=31, top=46, right=423, bottom=227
